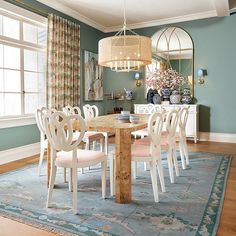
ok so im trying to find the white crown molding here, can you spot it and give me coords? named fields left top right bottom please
left=0, top=0, right=47, bottom=24
left=37, top=0, right=106, bottom=32
left=213, top=0, right=230, bottom=16
left=230, top=7, right=236, bottom=14
left=104, top=10, right=218, bottom=33
left=36, top=1, right=218, bottom=33
left=200, top=132, right=236, bottom=143
left=0, top=142, right=40, bottom=165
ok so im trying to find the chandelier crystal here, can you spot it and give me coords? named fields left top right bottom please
left=98, top=2, right=152, bottom=72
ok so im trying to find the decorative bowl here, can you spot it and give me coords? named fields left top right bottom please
left=121, top=111, right=130, bottom=116
left=129, top=115, right=139, bottom=124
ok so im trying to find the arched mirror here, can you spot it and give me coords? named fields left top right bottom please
left=146, top=26, right=194, bottom=97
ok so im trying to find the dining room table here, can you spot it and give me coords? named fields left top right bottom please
left=47, top=113, right=149, bottom=204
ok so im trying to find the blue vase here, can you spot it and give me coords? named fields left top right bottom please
left=161, top=88, right=171, bottom=101
left=181, top=88, right=192, bottom=104
left=153, top=93, right=162, bottom=104
left=170, top=90, right=181, bottom=104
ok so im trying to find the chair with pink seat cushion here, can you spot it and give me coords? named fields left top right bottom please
left=44, top=111, right=107, bottom=215
left=133, top=109, right=180, bottom=184
left=132, top=104, right=162, bottom=173
left=63, top=105, right=106, bottom=174
left=63, top=105, right=105, bottom=153
left=161, top=109, right=180, bottom=183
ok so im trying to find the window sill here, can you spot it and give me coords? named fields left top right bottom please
left=0, top=115, right=36, bottom=129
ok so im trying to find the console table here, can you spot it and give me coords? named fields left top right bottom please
left=134, top=104, right=199, bottom=143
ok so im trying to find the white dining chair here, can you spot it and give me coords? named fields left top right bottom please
left=44, top=111, right=107, bottom=214
left=161, top=109, right=180, bottom=183
left=63, top=105, right=82, bottom=116
left=132, top=103, right=162, bottom=173
left=83, top=104, right=108, bottom=155
left=35, top=107, right=57, bottom=176
left=176, top=106, right=190, bottom=170
left=134, top=109, right=180, bottom=183
left=110, top=112, right=165, bottom=202
left=131, top=103, right=157, bottom=139
left=63, top=105, right=106, bottom=173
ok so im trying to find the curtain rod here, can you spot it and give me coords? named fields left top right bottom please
left=4, top=0, right=49, bottom=18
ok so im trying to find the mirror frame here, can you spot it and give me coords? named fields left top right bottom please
left=147, top=26, right=194, bottom=97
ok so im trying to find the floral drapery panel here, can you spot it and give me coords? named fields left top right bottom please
left=47, top=14, right=80, bottom=110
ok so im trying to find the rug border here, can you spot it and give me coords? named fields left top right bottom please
left=212, top=155, right=232, bottom=235
left=195, top=154, right=232, bottom=236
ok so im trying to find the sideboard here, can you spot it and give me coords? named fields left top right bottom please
left=134, top=104, right=199, bottom=143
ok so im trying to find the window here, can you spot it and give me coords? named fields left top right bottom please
left=0, top=6, right=47, bottom=119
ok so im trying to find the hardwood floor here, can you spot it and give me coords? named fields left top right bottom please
left=0, top=141, right=236, bottom=236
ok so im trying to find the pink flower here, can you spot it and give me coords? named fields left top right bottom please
left=146, top=68, right=187, bottom=91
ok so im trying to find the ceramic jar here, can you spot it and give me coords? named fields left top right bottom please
left=147, top=88, right=155, bottom=104
left=125, top=90, right=133, bottom=100
left=153, top=93, right=162, bottom=104
left=181, top=88, right=192, bottom=104
left=170, top=90, right=181, bottom=104
left=161, top=88, right=171, bottom=101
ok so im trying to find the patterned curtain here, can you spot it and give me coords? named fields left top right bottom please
left=47, top=14, right=80, bottom=110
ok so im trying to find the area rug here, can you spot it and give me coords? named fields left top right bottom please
left=0, top=150, right=231, bottom=236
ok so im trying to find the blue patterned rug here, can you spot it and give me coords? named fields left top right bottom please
left=0, top=150, right=231, bottom=236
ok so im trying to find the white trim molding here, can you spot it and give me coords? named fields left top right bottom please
left=37, top=0, right=105, bottom=32
left=37, top=0, right=219, bottom=33
left=200, top=132, right=236, bottom=143
left=0, top=0, right=47, bottom=24
left=213, top=0, right=230, bottom=16
left=0, top=142, right=40, bottom=165
left=0, top=115, right=36, bottom=129
left=105, top=10, right=217, bottom=33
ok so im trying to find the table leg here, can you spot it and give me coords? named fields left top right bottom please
left=47, top=143, right=51, bottom=187
left=115, top=128, right=132, bottom=203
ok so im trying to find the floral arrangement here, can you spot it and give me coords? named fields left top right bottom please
left=146, top=68, right=188, bottom=91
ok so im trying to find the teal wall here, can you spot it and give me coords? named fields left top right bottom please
left=1, top=1, right=236, bottom=152
left=0, top=125, right=40, bottom=151
left=104, top=15, right=236, bottom=133
left=0, top=0, right=105, bottom=151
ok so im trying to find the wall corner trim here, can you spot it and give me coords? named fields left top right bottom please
left=0, top=142, right=40, bottom=165
left=199, top=132, right=236, bottom=143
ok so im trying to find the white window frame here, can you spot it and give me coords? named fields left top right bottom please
left=0, top=0, right=47, bottom=128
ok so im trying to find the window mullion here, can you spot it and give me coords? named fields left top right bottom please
left=20, top=19, right=24, bottom=115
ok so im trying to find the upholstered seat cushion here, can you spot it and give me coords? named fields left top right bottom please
left=56, top=149, right=106, bottom=168
left=133, top=137, right=150, bottom=146
left=133, top=134, right=169, bottom=146
left=131, top=144, right=150, bottom=157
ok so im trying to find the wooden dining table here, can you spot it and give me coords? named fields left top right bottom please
left=47, top=113, right=149, bottom=204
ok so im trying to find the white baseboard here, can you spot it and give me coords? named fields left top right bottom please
left=0, top=142, right=40, bottom=165
left=200, top=132, right=236, bottom=143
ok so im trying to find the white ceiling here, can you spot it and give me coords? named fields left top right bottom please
left=37, top=0, right=231, bottom=32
